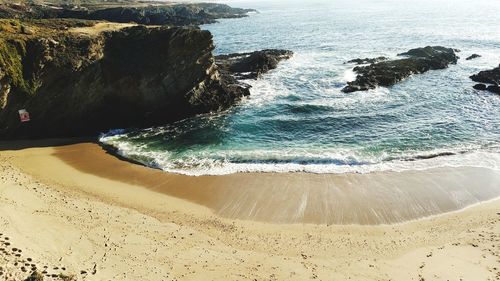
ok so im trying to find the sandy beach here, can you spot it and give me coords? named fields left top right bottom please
left=1, top=141, right=499, bottom=280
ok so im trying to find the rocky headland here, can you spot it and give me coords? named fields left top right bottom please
left=343, top=46, right=459, bottom=93
left=0, top=2, right=291, bottom=139
left=0, top=1, right=256, bottom=26
left=471, top=64, right=500, bottom=95
left=0, top=19, right=251, bottom=139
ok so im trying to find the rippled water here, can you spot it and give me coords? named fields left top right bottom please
left=101, top=0, right=500, bottom=175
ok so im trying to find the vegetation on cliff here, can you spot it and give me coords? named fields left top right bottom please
left=0, top=1, right=256, bottom=26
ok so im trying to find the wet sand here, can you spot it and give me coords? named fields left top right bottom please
left=1, top=141, right=499, bottom=280
left=37, top=142, right=500, bottom=225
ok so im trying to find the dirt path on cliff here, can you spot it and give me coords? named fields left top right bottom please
left=68, top=22, right=140, bottom=35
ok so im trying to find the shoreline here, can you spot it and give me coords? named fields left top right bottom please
left=0, top=141, right=499, bottom=280
left=55, top=143, right=500, bottom=225
left=3, top=140, right=500, bottom=225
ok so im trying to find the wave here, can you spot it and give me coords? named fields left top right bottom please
left=97, top=45, right=500, bottom=177
left=99, top=131, right=500, bottom=176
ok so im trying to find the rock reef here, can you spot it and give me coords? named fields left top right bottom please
left=343, top=46, right=459, bottom=93
left=216, top=49, right=293, bottom=79
left=471, top=64, right=500, bottom=95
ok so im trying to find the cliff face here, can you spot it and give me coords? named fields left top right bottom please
left=0, top=20, right=249, bottom=139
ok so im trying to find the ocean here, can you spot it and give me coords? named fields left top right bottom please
left=100, top=0, right=500, bottom=176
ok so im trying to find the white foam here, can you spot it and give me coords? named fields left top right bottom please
left=343, top=68, right=356, bottom=82
left=99, top=133, right=500, bottom=176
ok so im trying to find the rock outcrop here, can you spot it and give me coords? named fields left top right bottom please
left=0, top=20, right=251, bottom=139
left=344, top=57, right=387, bottom=65
left=470, top=64, right=500, bottom=95
left=466, top=54, right=481, bottom=60
left=343, top=46, right=459, bottom=93
left=216, top=49, right=293, bottom=79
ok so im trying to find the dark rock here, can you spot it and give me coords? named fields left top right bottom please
left=466, top=54, right=481, bottom=60
left=470, top=64, right=500, bottom=85
left=473, top=84, right=487, bottom=90
left=0, top=24, right=250, bottom=139
left=345, top=57, right=388, bottom=65
left=486, top=85, right=500, bottom=94
left=216, top=49, right=293, bottom=79
left=342, top=46, right=459, bottom=93
left=397, top=46, right=458, bottom=60
left=470, top=64, right=500, bottom=95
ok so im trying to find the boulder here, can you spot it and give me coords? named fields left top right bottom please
left=473, top=84, right=487, bottom=91
left=486, top=85, right=500, bottom=94
left=466, top=54, right=481, bottom=60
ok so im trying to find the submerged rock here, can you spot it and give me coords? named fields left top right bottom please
left=466, top=54, right=481, bottom=60
left=0, top=22, right=251, bottom=139
left=345, top=57, right=388, bottom=65
left=342, top=46, right=459, bottom=93
left=216, top=49, right=293, bottom=79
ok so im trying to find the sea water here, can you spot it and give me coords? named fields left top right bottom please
left=100, top=0, right=500, bottom=176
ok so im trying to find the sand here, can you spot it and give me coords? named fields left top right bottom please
left=68, top=23, right=140, bottom=36
left=0, top=141, right=499, bottom=280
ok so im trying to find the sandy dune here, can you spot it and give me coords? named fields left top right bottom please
left=0, top=142, right=499, bottom=280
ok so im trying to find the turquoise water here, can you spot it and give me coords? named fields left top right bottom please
left=101, top=0, right=500, bottom=175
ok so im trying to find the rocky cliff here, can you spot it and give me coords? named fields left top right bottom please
left=0, top=19, right=250, bottom=139
left=0, top=2, right=256, bottom=26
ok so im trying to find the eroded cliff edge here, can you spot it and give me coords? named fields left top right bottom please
left=0, top=19, right=252, bottom=139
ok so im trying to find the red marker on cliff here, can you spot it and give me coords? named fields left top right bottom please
left=18, top=109, right=30, bottom=122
